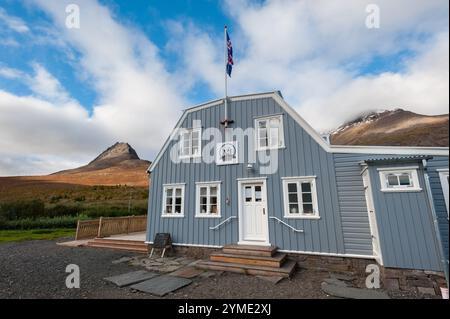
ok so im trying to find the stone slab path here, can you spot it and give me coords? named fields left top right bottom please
left=130, top=275, right=192, bottom=296
left=104, top=270, right=159, bottom=288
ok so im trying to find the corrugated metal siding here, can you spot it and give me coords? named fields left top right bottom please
left=367, top=163, right=442, bottom=271
left=147, top=97, right=346, bottom=254
left=333, top=154, right=373, bottom=256
left=427, top=156, right=449, bottom=263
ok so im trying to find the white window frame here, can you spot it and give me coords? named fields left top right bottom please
left=282, top=176, right=320, bottom=219
left=161, top=183, right=185, bottom=218
left=179, top=127, right=201, bottom=159
left=255, top=115, right=285, bottom=151
left=195, top=181, right=221, bottom=218
left=438, top=169, right=449, bottom=217
left=377, top=166, right=422, bottom=192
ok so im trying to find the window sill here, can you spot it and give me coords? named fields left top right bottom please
left=380, top=188, right=422, bottom=193
left=161, top=214, right=185, bottom=218
left=283, top=215, right=321, bottom=220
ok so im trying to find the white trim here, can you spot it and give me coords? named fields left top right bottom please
left=143, top=241, right=376, bottom=260
left=254, top=114, right=285, bottom=151
left=438, top=169, right=449, bottom=217
left=281, top=175, right=317, bottom=180
left=148, top=91, right=449, bottom=172
left=236, top=176, right=268, bottom=181
left=378, top=167, right=422, bottom=192
left=277, top=249, right=376, bottom=260
left=377, top=166, right=419, bottom=171
left=237, top=178, right=270, bottom=246
left=329, top=145, right=448, bottom=156
left=195, top=181, right=222, bottom=185
left=161, top=184, right=185, bottom=218
left=195, top=182, right=221, bottom=218
left=282, top=176, right=320, bottom=219
left=362, top=169, right=384, bottom=265
left=162, top=182, right=186, bottom=187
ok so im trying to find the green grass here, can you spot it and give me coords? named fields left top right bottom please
left=0, top=228, right=75, bottom=243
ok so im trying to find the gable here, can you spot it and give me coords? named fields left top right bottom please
left=148, top=92, right=448, bottom=172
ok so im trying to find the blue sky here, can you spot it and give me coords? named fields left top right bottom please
left=0, top=0, right=448, bottom=175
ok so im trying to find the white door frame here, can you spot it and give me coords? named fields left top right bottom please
left=437, top=169, right=449, bottom=217
left=362, top=167, right=384, bottom=265
left=237, top=177, right=270, bottom=246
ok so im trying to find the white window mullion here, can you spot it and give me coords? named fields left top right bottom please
left=282, top=177, right=320, bottom=219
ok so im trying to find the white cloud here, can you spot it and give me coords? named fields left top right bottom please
left=0, top=7, right=29, bottom=33
left=0, top=0, right=448, bottom=175
left=0, top=0, right=187, bottom=175
left=170, top=0, right=449, bottom=132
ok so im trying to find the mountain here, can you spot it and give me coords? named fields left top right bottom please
left=329, top=109, right=449, bottom=147
left=46, top=142, right=150, bottom=186
left=53, top=142, right=148, bottom=175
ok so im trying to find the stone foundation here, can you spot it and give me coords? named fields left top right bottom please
left=153, top=244, right=447, bottom=296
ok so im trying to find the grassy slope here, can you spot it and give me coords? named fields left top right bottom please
left=0, top=228, right=75, bottom=243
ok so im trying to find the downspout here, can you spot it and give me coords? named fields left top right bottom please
left=422, top=159, right=449, bottom=288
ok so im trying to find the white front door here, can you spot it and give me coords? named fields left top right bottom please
left=238, top=181, right=269, bottom=246
left=362, top=169, right=383, bottom=264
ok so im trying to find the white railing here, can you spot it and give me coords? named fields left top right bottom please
left=269, top=216, right=304, bottom=233
left=209, top=216, right=237, bottom=230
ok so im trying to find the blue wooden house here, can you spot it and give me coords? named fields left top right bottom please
left=146, top=91, right=449, bottom=274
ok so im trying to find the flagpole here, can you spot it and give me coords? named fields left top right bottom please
left=224, top=25, right=228, bottom=127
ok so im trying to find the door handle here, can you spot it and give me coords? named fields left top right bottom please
left=263, top=208, right=266, bottom=215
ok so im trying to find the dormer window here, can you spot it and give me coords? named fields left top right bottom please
left=255, top=115, right=285, bottom=150
left=180, top=128, right=201, bottom=158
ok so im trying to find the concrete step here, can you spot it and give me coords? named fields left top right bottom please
left=196, top=259, right=297, bottom=278
left=222, top=244, right=278, bottom=257
left=210, top=252, right=287, bottom=268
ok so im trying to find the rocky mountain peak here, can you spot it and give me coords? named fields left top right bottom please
left=89, top=142, right=140, bottom=165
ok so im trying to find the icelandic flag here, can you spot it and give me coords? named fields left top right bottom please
left=226, top=29, right=233, bottom=77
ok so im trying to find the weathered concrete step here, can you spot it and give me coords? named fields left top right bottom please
left=210, top=252, right=287, bottom=268
left=196, top=259, right=296, bottom=278
left=222, top=244, right=278, bottom=257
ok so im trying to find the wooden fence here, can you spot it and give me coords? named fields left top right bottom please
left=75, top=215, right=147, bottom=240
left=75, top=219, right=100, bottom=240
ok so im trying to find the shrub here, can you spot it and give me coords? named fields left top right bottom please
left=46, top=205, right=81, bottom=218
left=0, top=215, right=87, bottom=230
left=73, top=196, right=85, bottom=202
left=0, top=200, right=45, bottom=220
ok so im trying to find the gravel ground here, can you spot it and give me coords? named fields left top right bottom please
left=0, top=238, right=332, bottom=299
left=1, top=238, right=434, bottom=299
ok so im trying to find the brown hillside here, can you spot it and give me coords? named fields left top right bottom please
left=330, top=109, right=449, bottom=147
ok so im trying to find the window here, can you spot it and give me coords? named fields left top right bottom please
left=255, top=115, right=284, bottom=150
left=162, top=184, right=185, bottom=217
left=180, top=128, right=201, bottom=158
left=282, top=177, right=319, bottom=219
left=378, top=167, right=421, bottom=192
left=438, top=169, right=449, bottom=217
left=196, top=182, right=221, bottom=217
